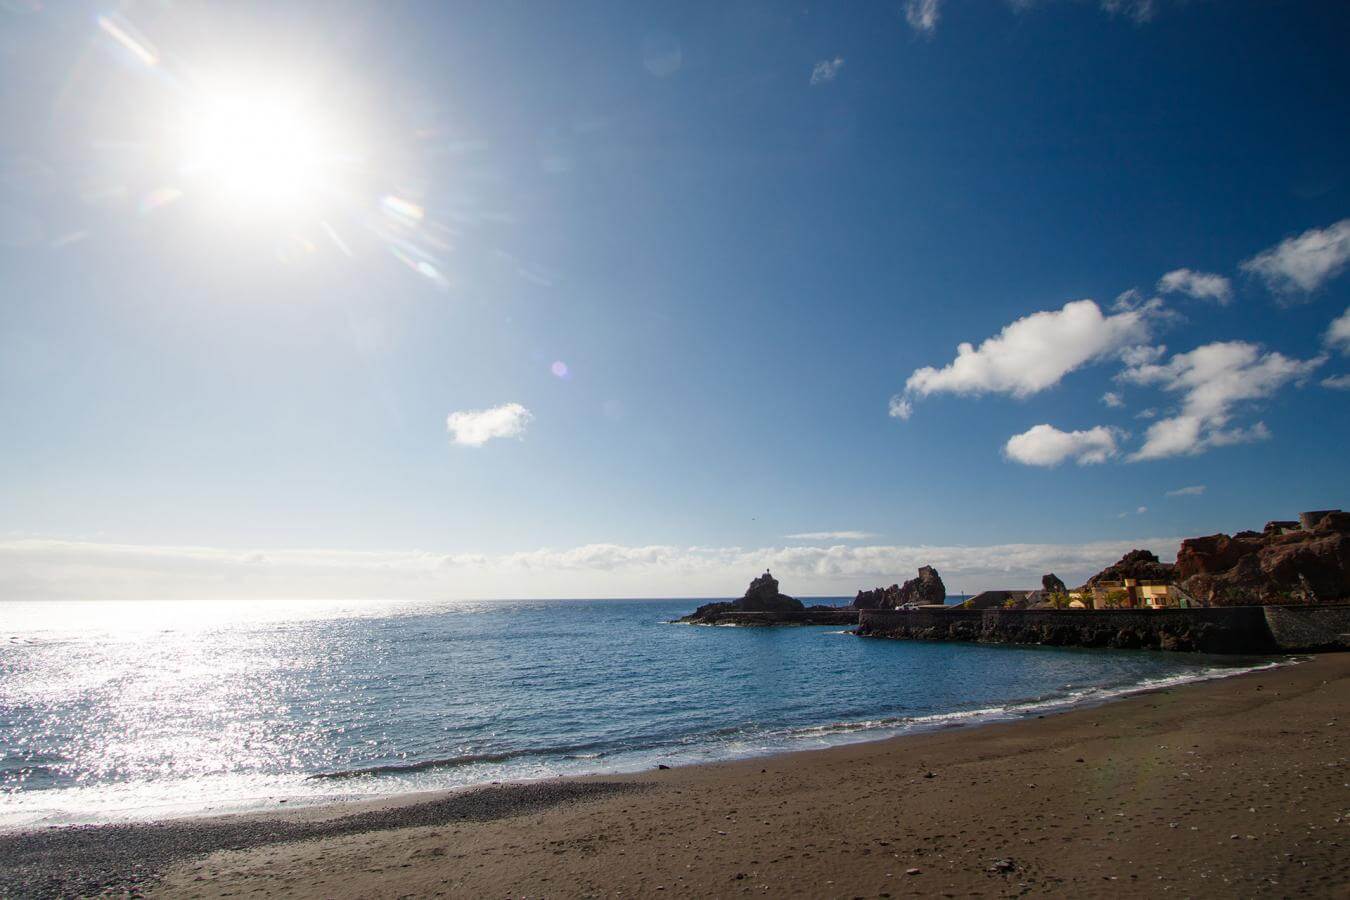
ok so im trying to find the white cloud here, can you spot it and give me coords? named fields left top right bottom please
left=1157, top=268, right=1233, bottom=305
left=900, top=300, right=1153, bottom=413
left=1113, top=290, right=1184, bottom=327
left=887, top=395, right=914, bottom=420
left=446, top=403, right=533, bottom=447
left=810, top=57, right=844, bottom=85
left=905, top=0, right=941, bottom=34
left=1004, top=424, right=1121, bottom=467
left=1137, top=506, right=1148, bottom=514
left=784, top=531, right=878, bottom=541
left=1101, top=391, right=1124, bottom=408
left=0, top=535, right=1188, bottom=601
left=1121, top=341, right=1325, bottom=460
left=1120, top=343, right=1166, bottom=367
left=1241, top=219, right=1350, bottom=297
left=1326, top=307, right=1350, bottom=353
left=1323, top=374, right=1350, bottom=391
left=1166, top=485, right=1206, bottom=497
left=1100, top=0, right=1155, bottom=23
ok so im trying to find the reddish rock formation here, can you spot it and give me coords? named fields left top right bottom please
left=1175, top=533, right=1262, bottom=577
left=1176, top=510, right=1350, bottom=605
left=1084, top=549, right=1176, bottom=586
left=851, top=584, right=902, bottom=610
left=853, top=566, right=946, bottom=609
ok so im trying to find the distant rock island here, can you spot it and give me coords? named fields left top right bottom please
left=678, top=571, right=855, bottom=625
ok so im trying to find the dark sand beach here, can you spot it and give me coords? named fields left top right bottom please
left=5, top=653, right=1347, bottom=898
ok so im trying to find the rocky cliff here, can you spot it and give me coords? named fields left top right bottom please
left=852, top=566, right=946, bottom=609
left=1176, top=510, right=1350, bottom=605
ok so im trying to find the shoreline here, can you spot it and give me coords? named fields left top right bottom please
left=0, top=648, right=1287, bottom=833
left=4, top=653, right=1347, bottom=897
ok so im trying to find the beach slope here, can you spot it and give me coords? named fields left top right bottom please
left=18, top=655, right=1350, bottom=898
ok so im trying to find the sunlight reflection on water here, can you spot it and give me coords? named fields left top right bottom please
left=0, top=597, right=1267, bottom=829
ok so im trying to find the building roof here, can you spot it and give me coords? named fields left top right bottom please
left=963, top=589, right=1034, bottom=610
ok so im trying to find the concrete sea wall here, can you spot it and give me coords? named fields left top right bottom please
left=1263, top=605, right=1350, bottom=651
left=855, top=605, right=1350, bottom=654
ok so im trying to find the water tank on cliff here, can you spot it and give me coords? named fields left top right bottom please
left=1298, top=510, right=1341, bottom=530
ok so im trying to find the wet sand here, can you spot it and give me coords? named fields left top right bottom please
left=9, top=653, right=1349, bottom=898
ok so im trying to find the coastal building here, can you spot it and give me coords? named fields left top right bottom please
left=962, top=590, right=1033, bottom=610
left=1073, top=578, right=1194, bottom=609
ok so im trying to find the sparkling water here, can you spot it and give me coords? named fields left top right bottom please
left=0, top=597, right=1272, bottom=828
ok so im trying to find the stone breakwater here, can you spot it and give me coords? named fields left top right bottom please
left=682, top=608, right=859, bottom=627
left=855, top=605, right=1350, bottom=654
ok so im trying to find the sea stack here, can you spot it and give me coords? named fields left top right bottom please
left=679, top=570, right=805, bottom=623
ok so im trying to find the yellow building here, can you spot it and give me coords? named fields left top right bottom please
left=1071, top=579, right=1192, bottom=609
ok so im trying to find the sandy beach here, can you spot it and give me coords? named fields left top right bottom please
left=2, top=652, right=1343, bottom=898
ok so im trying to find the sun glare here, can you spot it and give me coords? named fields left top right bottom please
left=176, top=81, right=346, bottom=217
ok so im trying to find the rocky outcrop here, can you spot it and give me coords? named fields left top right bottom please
left=680, top=571, right=806, bottom=623
left=852, top=584, right=903, bottom=610
left=737, top=571, right=803, bottom=612
left=1084, top=549, right=1176, bottom=587
left=1042, top=573, right=1067, bottom=595
left=1177, top=510, right=1350, bottom=606
left=852, top=566, right=946, bottom=609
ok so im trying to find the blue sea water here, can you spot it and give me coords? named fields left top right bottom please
left=0, top=597, right=1275, bottom=829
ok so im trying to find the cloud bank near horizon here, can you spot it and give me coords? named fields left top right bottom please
left=0, top=535, right=1185, bottom=603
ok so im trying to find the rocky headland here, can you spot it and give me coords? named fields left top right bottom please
left=1175, top=510, right=1350, bottom=605
left=678, top=509, right=1350, bottom=644
left=1050, top=510, right=1350, bottom=607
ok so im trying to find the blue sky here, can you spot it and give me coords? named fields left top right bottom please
left=1, top=0, right=1348, bottom=599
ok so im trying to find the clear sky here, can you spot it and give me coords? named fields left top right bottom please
left=2, top=0, right=1348, bottom=600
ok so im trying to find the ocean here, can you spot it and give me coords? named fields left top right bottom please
left=0, top=597, right=1276, bottom=829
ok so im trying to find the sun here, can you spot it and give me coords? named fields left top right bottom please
left=175, top=79, right=348, bottom=218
